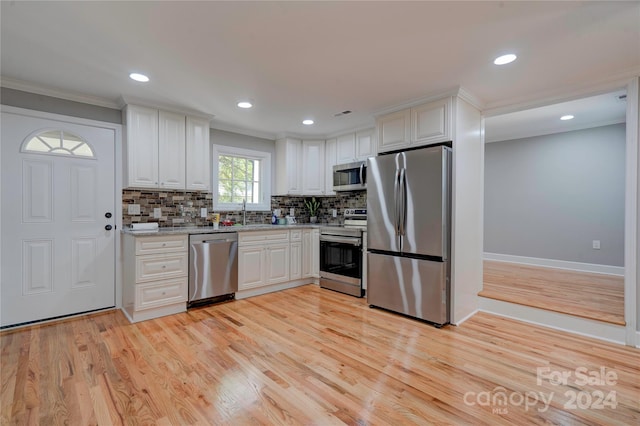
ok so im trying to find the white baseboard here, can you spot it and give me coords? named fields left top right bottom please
left=483, top=252, right=624, bottom=276
left=452, top=309, right=478, bottom=326
left=478, top=297, right=626, bottom=345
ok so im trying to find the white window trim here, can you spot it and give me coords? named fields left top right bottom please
left=212, top=144, right=271, bottom=212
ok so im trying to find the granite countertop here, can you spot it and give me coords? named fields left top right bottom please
left=120, top=223, right=333, bottom=236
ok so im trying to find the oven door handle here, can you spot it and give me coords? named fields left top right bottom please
left=320, top=235, right=362, bottom=246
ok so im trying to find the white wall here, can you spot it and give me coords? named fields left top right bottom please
left=451, top=97, right=484, bottom=324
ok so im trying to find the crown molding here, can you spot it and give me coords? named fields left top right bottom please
left=372, top=86, right=485, bottom=117
left=210, top=121, right=275, bottom=141
left=118, top=95, right=214, bottom=120
left=457, top=86, right=486, bottom=111
left=0, top=76, right=121, bottom=109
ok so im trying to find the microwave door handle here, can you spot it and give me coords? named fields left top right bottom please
left=359, top=163, right=365, bottom=186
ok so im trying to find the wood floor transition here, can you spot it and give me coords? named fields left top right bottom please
left=2, top=284, right=638, bottom=425
left=481, top=260, right=625, bottom=325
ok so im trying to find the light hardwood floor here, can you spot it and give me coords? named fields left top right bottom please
left=481, top=260, right=625, bottom=325
left=2, top=285, right=638, bottom=425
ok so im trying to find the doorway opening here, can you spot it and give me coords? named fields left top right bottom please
left=480, top=90, right=626, bottom=325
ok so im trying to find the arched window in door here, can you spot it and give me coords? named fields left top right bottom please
left=21, top=129, right=95, bottom=158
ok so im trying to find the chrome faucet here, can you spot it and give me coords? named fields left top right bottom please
left=242, top=199, right=246, bottom=226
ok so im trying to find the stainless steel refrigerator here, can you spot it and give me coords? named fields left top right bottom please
left=367, top=145, right=451, bottom=327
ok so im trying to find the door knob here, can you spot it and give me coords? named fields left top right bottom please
left=105, top=212, right=112, bottom=218
left=105, top=225, right=113, bottom=231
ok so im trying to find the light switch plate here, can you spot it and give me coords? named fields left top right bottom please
left=201, top=208, right=208, bottom=218
left=128, top=204, right=141, bottom=215
left=153, top=208, right=162, bottom=219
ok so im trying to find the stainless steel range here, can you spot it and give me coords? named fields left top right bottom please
left=319, top=209, right=367, bottom=297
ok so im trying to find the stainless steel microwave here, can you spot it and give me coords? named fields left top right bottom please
left=333, top=161, right=366, bottom=191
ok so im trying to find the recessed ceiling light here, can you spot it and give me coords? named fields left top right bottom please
left=493, top=54, right=517, bottom=65
left=302, top=119, right=314, bottom=125
left=237, top=101, right=253, bottom=109
left=560, top=115, right=575, bottom=121
left=129, top=72, right=149, bottom=82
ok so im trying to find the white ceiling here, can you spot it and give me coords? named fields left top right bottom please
left=1, top=1, right=639, bottom=139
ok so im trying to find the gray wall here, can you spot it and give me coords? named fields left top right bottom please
left=1, top=87, right=122, bottom=124
left=210, top=128, right=276, bottom=187
left=484, top=123, right=625, bottom=266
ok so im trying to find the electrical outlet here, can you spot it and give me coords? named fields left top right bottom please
left=290, top=208, right=295, bottom=217
left=201, top=208, right=208, bottom=218
left=153, top=208, right=162, bottom=219
left=332, top=209, right=337, bottom=217
left=128, top=204, right=140, bottom=215
left=592, top=240, right=601, bottom=250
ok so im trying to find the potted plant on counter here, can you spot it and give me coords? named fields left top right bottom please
left=304, top=197, right=320, bottom=223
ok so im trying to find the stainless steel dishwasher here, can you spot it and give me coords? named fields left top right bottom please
left=188, top=232, right=238, bottom=307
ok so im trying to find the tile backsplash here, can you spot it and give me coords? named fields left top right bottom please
left=122, top=189, right=367, bottom=227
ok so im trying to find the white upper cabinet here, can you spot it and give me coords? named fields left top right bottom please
left=376, top=109, right=411, bottom=153
left=335, top=128, right=375, bottom=165
left=376, top=97, right=452, bottom=154
left=324, top=138, right=337, bottom=196
left=355, top=128, right=375, bottom=160
left=302, top=140, right=325, bottom=195
left=336, top=133, right=356, bottom=164
left=185, top=116, right=211, bottom=191
left=158, top=110, right=186, bottom=190
left=411, top=98, right=450, bottom=145
left=124, top=105, right=159, bottom=188
left=275, top=138, right=303, bottom=195
left=124, top=104, right=211, bottom=191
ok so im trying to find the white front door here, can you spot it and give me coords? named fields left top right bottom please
left=1, top=111, right=116, bottom=327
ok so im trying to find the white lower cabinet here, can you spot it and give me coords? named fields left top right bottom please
left=266, top=243, right=290, bottom=284
left=290, top=230, right=302, bottom=280
left=238, top=230, right=290, bottom=291
left=302, top=229, right=320, bottom=278
left=238, top=246, right=265, bottom=289
left=123, top=234, right=188, bottom=323
left=237, top=228, right=319, bottom=299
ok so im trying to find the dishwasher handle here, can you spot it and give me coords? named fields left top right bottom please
left=193, top=238, right=236, bottom=245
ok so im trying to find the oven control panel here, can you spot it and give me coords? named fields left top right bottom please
left=344, top=208, right=366, bottom=218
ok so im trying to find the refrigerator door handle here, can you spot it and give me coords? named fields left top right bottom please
left=394, top=168, right=401, bottom=236
left=399, top=168, right=407, bottom=237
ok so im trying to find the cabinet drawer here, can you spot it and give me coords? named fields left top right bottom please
left=136, top=252, right=188, bottom=282
left=239, top=230, right=289, bottom=246
left=135, top=234, right=188, bottom=255
left=290, top=230, right=302, bottom=241
left=135, top=278, right=187, bottom=311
